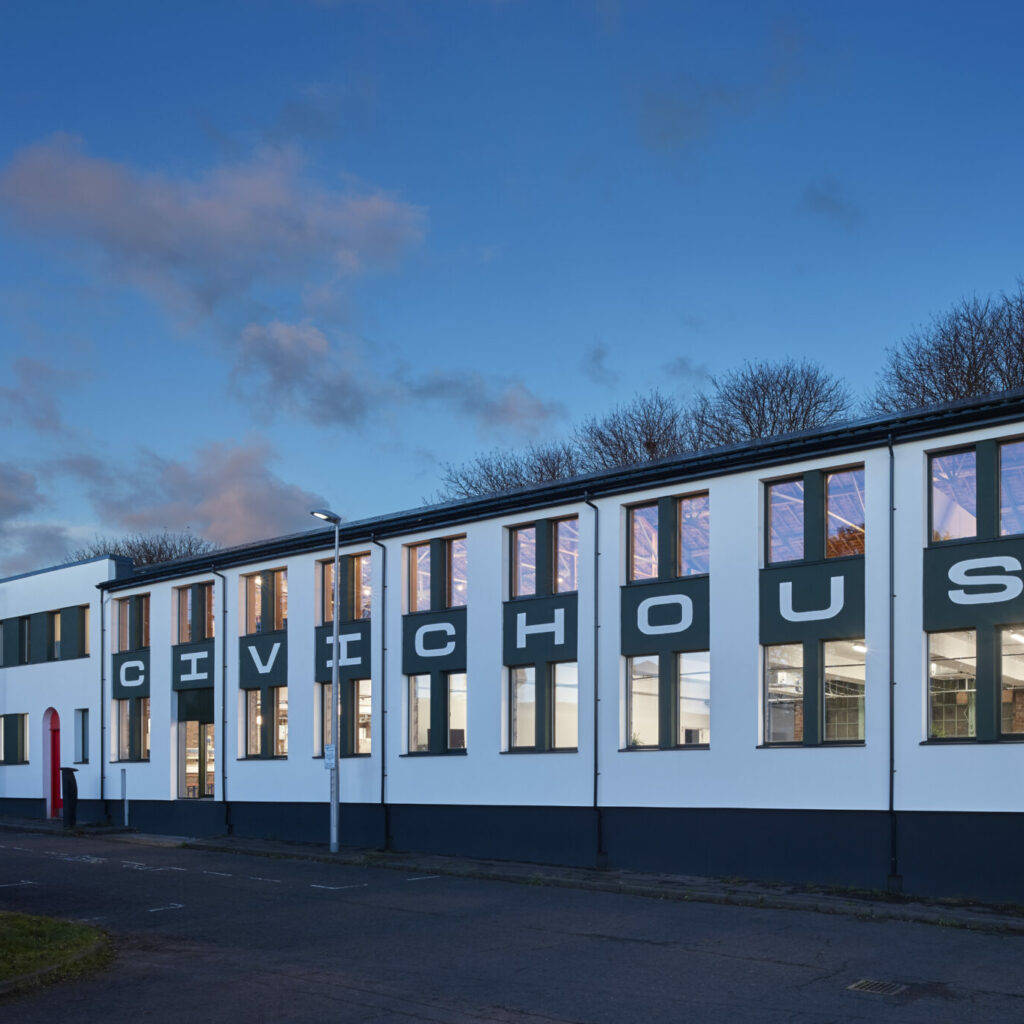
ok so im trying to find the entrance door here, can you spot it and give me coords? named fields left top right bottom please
left=49, top=710, right=62, bottom=816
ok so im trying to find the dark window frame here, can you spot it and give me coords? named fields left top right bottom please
left=509, top=515, right=580, bottom=600
left=320, top=553, right=372, bottom=625
left=507, top=659, right=579, bottom=754
left=626, top=493, right=711, bottom=585
left=405, top=536, right=467, bottom=614
left=624, top=650, right=711, bottom=751
left=764, top=465, right=865, bottom=567
left=404, top=670, right=468, bottom=757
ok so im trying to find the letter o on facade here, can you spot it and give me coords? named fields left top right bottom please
left=637, top=594, right=693, bottom=636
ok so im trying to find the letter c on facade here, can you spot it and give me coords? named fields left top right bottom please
left=120, top=660, right=146, bottom=687
left=637, top=594, right=693, bottom=636
left=415, top=622, right=456, bottom=657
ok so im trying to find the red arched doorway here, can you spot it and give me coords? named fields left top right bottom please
left=44, top=708, right=62, bottom=817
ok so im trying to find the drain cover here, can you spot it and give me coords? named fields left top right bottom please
left=848, top=979, right=907, bottom=996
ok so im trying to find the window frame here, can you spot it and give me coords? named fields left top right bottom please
left=507, top=660, right=578, bottom=753
left=320, top=553, right=373, bottom=624
left=509, top=516, right=580, bottom=599
left=627, top=493, right=710, bottom=584
left=317, top=677, right=372, bottom=757
left=624, top=651, right=711, bottom=751
left=242, top=684, right=289, bottom=759
left=928, top=444, right=980, bottom=546
left=406, top=536, right=468, bottom=614
left=405, top=670, right=468, bottom=756
left=242, top=569, right=287, bottom=636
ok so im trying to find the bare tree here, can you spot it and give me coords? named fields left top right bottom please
left=572, top=389, right=689, bottom=472
left=870, top=285, right=1024, bottom=412
left=437, top=441, right=583, bottom=500
left=67, top=529, right=218, bottom=567
left=684, top=358, right=853, bottom=449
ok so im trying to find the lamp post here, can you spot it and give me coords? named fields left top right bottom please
left=311, top=508, right=342, bottom=852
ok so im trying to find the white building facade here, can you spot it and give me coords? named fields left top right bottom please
left=3, top=393, right=1024, bottom=901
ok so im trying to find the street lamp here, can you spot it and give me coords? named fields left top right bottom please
left=311, top=508, right=342, bottom=852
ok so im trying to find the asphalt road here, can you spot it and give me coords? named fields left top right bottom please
left=2, top=829, right=1023, bottom=1023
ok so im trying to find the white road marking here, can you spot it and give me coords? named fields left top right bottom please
left=0, top=880, right=36, bottom=888
left=202, top=870, right=232, bottom=877
left=246, top=876, right=282, bottom=883
left=148, top=903, right=184, bottom=913
left=121, top=861, right=186, bottom=872
left=406, top=875, right=441, bottom=881
left=310, top=883, right=369, bottom=891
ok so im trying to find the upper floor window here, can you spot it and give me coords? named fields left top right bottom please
left=931, top=449, right=976, bottom=542
left=322, top=553, right=372, bottom=623
left=930, top=438, right=1024, bottom=544
left=628, top=495, right=710, bottom=581
left=176, top=582, right=215, bottom=644
left=511, top=517, right=579, bottom=597
left=116, top=595, right=150, bottom=652
left=767, top=467, right=864, bottom=564
left=407, top=537, right=467, bottom=613
left=244, top=570, right=287, bottom=634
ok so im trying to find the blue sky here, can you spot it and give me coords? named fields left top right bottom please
left=1, top=0, right=1023, bottom=574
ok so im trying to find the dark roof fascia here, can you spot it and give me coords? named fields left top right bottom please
left=98, top=389, right=1024, bottom=592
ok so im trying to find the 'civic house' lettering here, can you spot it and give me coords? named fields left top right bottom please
left=119, top=660, right=146, bottom=687
left=248, top=642, right=281, bottom=674
left=947, top=556, right=1024, bottom=605
left=516, top=608, right=564, bottom=649
left=178, top=650, right=209, bottom=682
left=636, top=594, right=693, bottom=636
left=779, top=577, right=844, bottom=623
left=324, top=632, right=364, bottom=668
left=414, top=622, right=456, bottom=658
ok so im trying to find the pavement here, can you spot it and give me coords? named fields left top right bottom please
left=3, top=814, right=1023, bottom=935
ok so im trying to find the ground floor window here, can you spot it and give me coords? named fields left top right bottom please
left=509, top=661, right=578, bottom=751
left=626, top=652, right=710, bottom=749
left=928, top=630, right=976, bottom=739
left=73, top=708, right=89, bottom=763
left=114, top=698, right=150, bottom=761
left=407, top=672, right=467, bottom=754
left=0, top=713, right=28, bottom=764
left=319, top=679, right=372, bottom=756
left=245, top=686, right=288, bottom=758
left=179, top=721, right=215, bottom=798
left=1001, top=627, right=1024, bottom=736
left=764, top=640, right=864, bottom=746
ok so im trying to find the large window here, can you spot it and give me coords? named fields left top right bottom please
left=114, top=697, right=150, bottom=761
left=928, top=630, right=976, bottom=739
left=407, top=672, right=467, bottom=754
left=245, top=686, right=288, bottom=757
left=117, top=595, right=150, bottom=652
left=176, top=582, right=215, bottom=644
left=629, top=495, right=710, bottom=581
left=1002, top=627, right=1024, bottom=736
left=823, top=639, right=866, bottom=741
left=244, top=570, right=287, bottom=634
left=408, top=537, right=467, bottom=612
left=769, top=467, right=864, bottom=564
left=765, top=644, right=804, bottom=743
left=764, top=641, right=865, bottom=745
left=512, top=517, right=579, bottom=597
left=319, top=679, right=371, bottom=755
left=626, top=652, right=710, bottom=749
left=322, top=554, right=372, bottom=623
left=931, top=449, right=977, bottom=542
left=509, top=661, right=577, bottom=751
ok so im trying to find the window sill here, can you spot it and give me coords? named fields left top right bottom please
left=400, top=749, right=468, bottom=757
left=919, top=736, right=1024, bottom=745
left=619, top=744, right=710, bottom=752
left=72, top=760, right=89, bottom=765
left=240, top=629, right=286, bottom=639
left=111, top=758, right=151, bottom=763
left=764, top=553, right=864, bottom=569
left=237, top=755, right=288, bottom=761
left=0, top=760, right=29, bottom=766
left=500, top=747, right=578, bottom=755
left=757, top=742, right=865, bottom=749
left=312, top=753, right=372, bottom=760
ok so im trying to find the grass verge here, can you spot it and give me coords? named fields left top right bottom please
left=0, top=911, right=110, bottom=991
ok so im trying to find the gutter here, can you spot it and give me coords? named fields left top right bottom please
left=371, top=535, right=389, bottom=850
left=583, top=494, right=605, bottom=868
left=887, top=434, right=901, bottom=892
left=211, top=568, right=229, bottom=829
